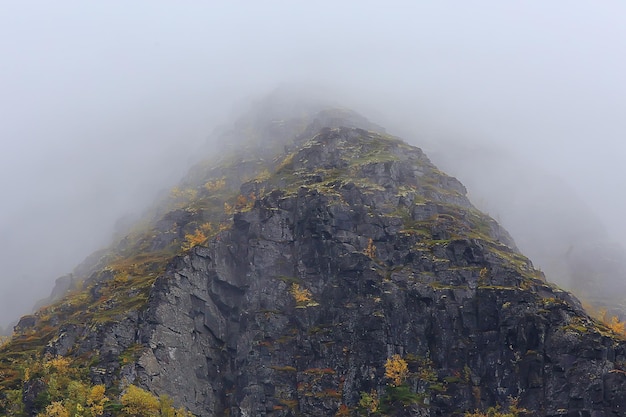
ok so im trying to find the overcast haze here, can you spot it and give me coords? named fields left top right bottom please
left=1, top=2, right=625, bottom=330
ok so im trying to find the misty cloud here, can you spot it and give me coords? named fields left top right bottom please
left=1, top=2, right=625, bottom=329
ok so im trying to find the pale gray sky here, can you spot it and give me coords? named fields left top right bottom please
left=1, top=2, right=625, bottom=329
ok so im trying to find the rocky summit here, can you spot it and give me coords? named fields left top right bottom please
left=1, top=99, right=625, bottom=417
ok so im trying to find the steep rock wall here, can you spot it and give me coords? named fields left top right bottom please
left=131, top=128, right=626, bottom=416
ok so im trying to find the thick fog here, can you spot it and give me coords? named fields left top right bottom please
left=1, top=2, right=625, bottom=331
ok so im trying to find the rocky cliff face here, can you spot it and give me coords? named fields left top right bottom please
left=425, top=140, right=626, bottom=319
left=2, top=102, right=626, bottom=417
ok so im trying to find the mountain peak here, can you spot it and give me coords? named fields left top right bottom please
left=1, top=103, right=625, bottom=416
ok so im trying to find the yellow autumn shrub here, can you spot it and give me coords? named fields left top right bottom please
left=121, top=385, right=160, bottom=417
left=291, top=283, right=312, bottom=304
left=384, top=354, right=409, bottom=386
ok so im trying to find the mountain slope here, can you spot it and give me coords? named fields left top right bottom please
left=424, top=139, right=626, bottom=318
left=1, top=102, right=625, bottom=417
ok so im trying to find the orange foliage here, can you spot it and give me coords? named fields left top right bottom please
left=583, top=304, right=626, bottom=337
left=182, top=229, right=208, bottom=251
left=364, top=238, right=376, bottom=258
left=598, top=309, right=626, bottom=336
left=608, top=315, right=626, bottom=335
left=199, top=222, right=213, bottom=234
left=235, top=194, right=248, bottom=210
left=385, top=354, right=409, bottom=386
left=290, top=283, right=313, bottom=304
left=335, top=404, right=351, bottom=416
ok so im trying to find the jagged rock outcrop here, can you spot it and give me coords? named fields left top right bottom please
left=2, top=101, right=626, bottom=417
left=425, top=141, right=626, bottom=319
left=131, top=126, right=625, bottom=417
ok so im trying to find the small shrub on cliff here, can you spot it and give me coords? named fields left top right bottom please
left=181, top=229, right=208, bottom=251
left=335, top=404, right=351, bottom=416
left=608, top=316, right=626, bottom=335
left=378, top=384, right=421, bottom=413
left=39, top=401, right=69, bottom=417
left=599, top=309, right=626, bottom=335
left=290, top=283, right=318, bottom=307
left=358, top=390, right=379, bottom=414
left=364, top=238, right=376, bottom=258
left=583, top=304, right=626, bottom=337
left=203, top=178, right=226, bottom=192
left=121, top=385, right=160, bottom=416
left=384, top=354, right=409, bottom=386
left=120, top=385, right=193, bottom=417
left=86, top=385, right=108, bottom=416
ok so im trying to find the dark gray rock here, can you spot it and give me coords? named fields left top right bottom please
left=126, top=127, right=626, bottom=416
left=14, top=108, right=626, bottom=417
